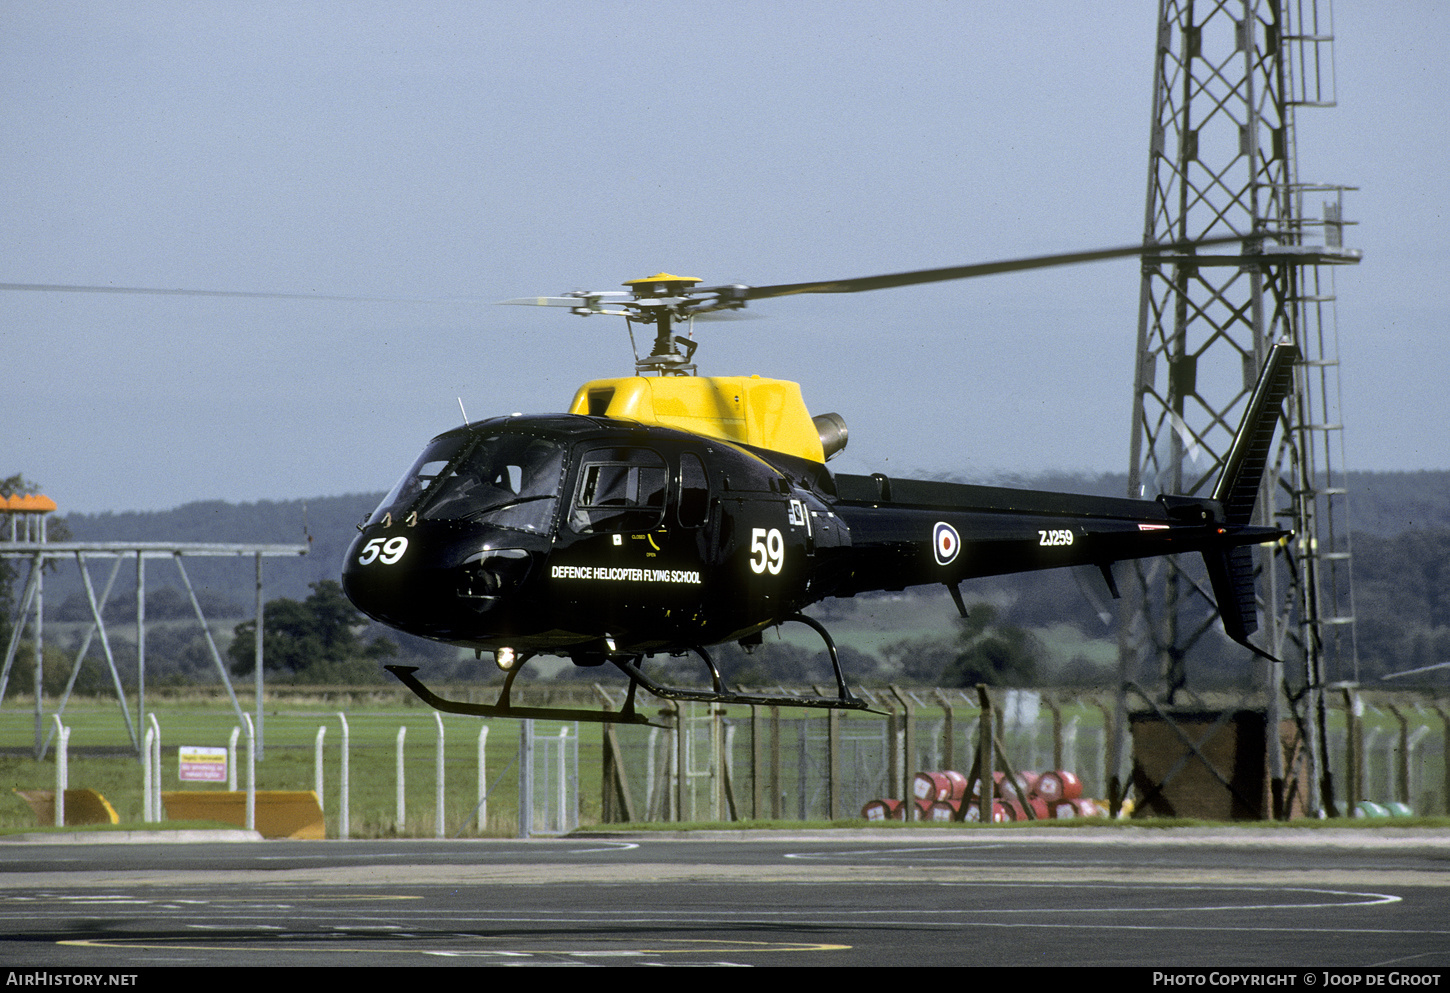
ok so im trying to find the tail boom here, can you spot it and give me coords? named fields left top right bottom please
left=822, top=343, right=1298, bottom=657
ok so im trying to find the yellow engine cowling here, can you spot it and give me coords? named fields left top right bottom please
left=568, top=374, right=844, bottom=463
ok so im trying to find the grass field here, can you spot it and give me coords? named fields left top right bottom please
left=2, top=683, right=1117, bottom=836
left=0, top=688, right=594, bottom=837
left=4, top=685, right=937, bottom=837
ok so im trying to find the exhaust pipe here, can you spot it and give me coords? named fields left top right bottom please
left=813, top=412, right=849, bottom=461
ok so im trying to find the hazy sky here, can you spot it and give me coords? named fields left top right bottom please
left=3, top=2, right=1444, bottom=515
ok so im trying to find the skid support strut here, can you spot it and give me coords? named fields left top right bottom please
left=385, top=614, right=868, bottom=723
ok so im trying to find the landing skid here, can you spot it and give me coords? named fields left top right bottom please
left=385, top=664, right=662, bottom=727
left=383, top=613, right=869, bottom=724
left=610, top=656, right=869, bottom=711
left=612, top=613, right=870, bottom=712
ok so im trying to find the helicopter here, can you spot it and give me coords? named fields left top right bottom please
left=337, top=238, right=1298, bottom=727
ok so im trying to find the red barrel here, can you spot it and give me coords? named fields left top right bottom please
left=925, top=800, right=960, bottom=822
left=995, top=797, right=1048, bottom=822
left=862, top=798, right=904, bottom=821
left=1035, top=769, right=1083, bottom=802
left=1050, top=798, right=1103, bottom=819
left=963, top=799, right=1014, bottom=823
left=913, top=771, right=951, bottom=802
left=942, top=770, right=968, bottom=801
left=913, top=770, right=970, bottom=802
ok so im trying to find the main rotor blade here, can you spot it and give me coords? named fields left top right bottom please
left=689, top=308, right=762, bottom=322
left=497, top=296, right=591, bottom=307
left=735, top=235, right=1247, bottom=300
left=0, top=282, right=400, bottom=302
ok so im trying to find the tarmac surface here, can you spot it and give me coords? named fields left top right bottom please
left=2, top=828, right=1449, bottom=968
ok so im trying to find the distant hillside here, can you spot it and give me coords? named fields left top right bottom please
left=44, top=469, right=1449, bottom=606
left=1345, top=471, right=1450, bottom=535
left=27, top=469, right=1450, bottom=687
left=55, top=493, right=384, bottom=607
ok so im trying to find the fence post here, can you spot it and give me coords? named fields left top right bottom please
left=142, top=723, right=155, bottom=822
left=228, top=726, right=240, bottom=791
left=149, top=713, right=162, bottom=823
left=1062, top=714, right=1080, bottom=787
left=1408, top=722, right=1431, bottom=813
left=314, top=726, right=327, bottom=809
left=750, top=705, right=763, bottom=819
left=796, top=717, right=807, bottom=821
left=890, top=686, right=916, bottom=806
left=878, top=694, right=900, bottom=803
left=395, top=726, right=406, bottom=830
left=242, top=713, right=255, bottom=832
left=434, top=712, right=445, bottom=838
left=1388, top=704, right=1411, bottom=807
left=712, top=706, right=725, bottom=822
left=723, top=720, right=738, bottom=822
left=768, top=705, right=781, bottom=819
left=477, top=724, right=488, bottom=834
left=675, top=703, right=686, bottom=823
left=1047, top=696, right=1063, bottom=770
left=53, top=715, right=68, bottom=827
left=1343, top=688, right=1363, bottom=811
left=556, top=726, right=569, bottom=833
left=827, top=707, right=841, bottom=821
left=518, top=719, right=534, bottom=838
left=934, top=690, right=956, bottom=771
left=977, top=685, right=995, bottom=822
left=1436, top=705, right=1450, bottom=815
left=337, top=712, right=350, bottom=839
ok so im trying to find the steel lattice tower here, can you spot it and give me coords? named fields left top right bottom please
left=1114, top=0, right=1358, bottom=817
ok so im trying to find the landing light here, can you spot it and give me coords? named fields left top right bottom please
left=494, top=646, right=517, bottom=671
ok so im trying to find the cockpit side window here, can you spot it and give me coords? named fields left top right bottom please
left=570, top=447, right=667, bottom=533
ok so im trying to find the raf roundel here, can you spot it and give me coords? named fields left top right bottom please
left=933, top=521, right=961, bottom=566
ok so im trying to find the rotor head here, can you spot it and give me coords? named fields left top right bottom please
left=499, top=235, right=1263, bottom=376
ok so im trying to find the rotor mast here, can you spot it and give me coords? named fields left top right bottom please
left=622, top=273, right=703, bottom=375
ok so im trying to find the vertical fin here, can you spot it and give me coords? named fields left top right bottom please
left=1211, top=341, right=1298, bottom=525
left=1203, top=341, right=1296, bottom=661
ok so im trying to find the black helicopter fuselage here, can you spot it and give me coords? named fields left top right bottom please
left=344, top=412, right=821, bottom=659
left=341, top=410, right=1283, bottom=666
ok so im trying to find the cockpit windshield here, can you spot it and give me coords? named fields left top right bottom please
left=368, top=430, right=566, bottom=534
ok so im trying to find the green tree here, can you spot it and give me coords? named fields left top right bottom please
left=228, top=580, right=395, bottom=683
left=940, top=603, right=1041, bottom=687
left=883, top=602, right=1042, bottom=687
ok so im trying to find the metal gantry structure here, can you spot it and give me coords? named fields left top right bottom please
left=1114, top=0, right=1359, bottom=817
left=1, top=497, right=308, bottom=759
